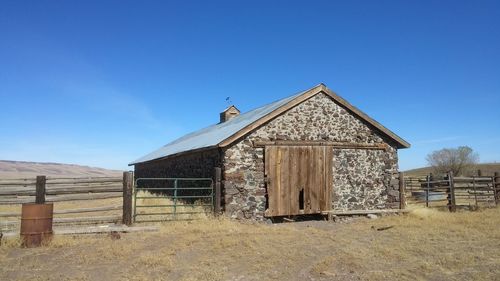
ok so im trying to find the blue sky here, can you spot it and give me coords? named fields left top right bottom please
left=0, top=0, right=499, bottom=171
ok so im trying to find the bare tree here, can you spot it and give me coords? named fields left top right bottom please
left=426, top=146, right=479, bottom=176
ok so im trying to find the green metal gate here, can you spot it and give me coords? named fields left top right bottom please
left=133, top=177, right=214, bottom=222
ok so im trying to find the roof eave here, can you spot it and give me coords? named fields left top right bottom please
left=129, top=145, right=219, bottom=166
left=218, top=83, right=411, bottom=150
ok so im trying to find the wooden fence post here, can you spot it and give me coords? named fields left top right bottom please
left=122, top=172, right=133, bottom=226
left=35, top=175, right=46, bottom=204
left=399, top=172, right=406, bottom=209
left=214, top=167, right=222, bottom=215
left=447, top=171, right=456, bottom=212
left=494, top=172, right=499, bottom=206
left=425, top=175, right=430, bottom=208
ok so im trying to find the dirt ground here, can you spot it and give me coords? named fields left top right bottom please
left=1, top=207, right=500, bottom=281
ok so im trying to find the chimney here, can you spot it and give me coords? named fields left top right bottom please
left=220, top=105, right=240, bottom=123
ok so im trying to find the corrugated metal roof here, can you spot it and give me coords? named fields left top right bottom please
left=129, top=89, right=306, bottom=165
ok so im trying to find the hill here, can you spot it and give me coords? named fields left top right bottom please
left=404, top=163, right=500, bottom=177
left=0, top=160, right=123, bottom=178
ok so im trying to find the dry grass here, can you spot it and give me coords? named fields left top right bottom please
left=134, top=190, right=213, bottom=222
left=1, top=207, right=499, bottom=280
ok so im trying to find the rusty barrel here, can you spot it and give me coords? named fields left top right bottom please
left=20, top=203, right=53, bottom=247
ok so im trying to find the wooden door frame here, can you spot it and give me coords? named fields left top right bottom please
left=264, top=145, right=333, bottom=217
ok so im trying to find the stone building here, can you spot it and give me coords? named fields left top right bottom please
left=130, top=84, right=410, bottom=220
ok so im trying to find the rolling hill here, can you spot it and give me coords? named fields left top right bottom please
left=0, top=160, right=123, bottom=178
left=404, top=163, right=500, bottom=177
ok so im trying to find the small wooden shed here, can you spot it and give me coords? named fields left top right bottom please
left=130, top=84, right=410, bottom=219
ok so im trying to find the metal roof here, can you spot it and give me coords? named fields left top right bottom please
left=130, top=84, right=410, bottom=165
left=129, top=89, right=306, bottom=165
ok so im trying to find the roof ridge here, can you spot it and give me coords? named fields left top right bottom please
left=130, top=83, right=409, bottom=165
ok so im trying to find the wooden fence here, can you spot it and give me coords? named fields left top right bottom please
left=0, top=172, right=134, bottom=232
left=405, top=171, right=499, bottom=211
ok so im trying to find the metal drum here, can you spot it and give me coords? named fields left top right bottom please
left=20, top=203, right=53, bottom=247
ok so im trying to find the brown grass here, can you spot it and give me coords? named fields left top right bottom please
left=1, top=207, right=500, bottom=280
left=134, top=190, right=212, bottom=222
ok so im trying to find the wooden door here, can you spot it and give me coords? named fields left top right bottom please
left=264, top=146, right=333, bottom=217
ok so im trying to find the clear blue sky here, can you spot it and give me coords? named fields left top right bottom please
left=1, top=1, right=499, bottom=171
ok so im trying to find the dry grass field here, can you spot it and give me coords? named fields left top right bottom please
left=1, top=207, right=499, bottom=281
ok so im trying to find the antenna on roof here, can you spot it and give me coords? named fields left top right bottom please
left=225, top=97, right=231, bottom=105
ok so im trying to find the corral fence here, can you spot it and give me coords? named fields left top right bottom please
left=133, top=178, right=214, bottom=222
left=405, top=171, right=500, bottom=211
left=0, top=173, right=129, bottom=232
left=132, top=168, right=222, bottom=222
left=0, top=168, right=224, bottom=233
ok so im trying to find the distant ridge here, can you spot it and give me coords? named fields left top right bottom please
left=404, top=163, right=500, bottom=177
left=0, top=160, right=123, bottom=178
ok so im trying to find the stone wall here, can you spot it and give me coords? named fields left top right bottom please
left=134, top=148, right=221, bottom=179
left=332, top=147, right=400, bottom=210
left=223, top=92, right=401, bottom=220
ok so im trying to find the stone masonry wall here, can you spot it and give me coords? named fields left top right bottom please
left=223, top=92, right=400, bottom=220
left=134, top=148, right=221, bottom=180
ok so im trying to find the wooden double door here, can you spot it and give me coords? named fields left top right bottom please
left=264, top=146, right=333, bottom=217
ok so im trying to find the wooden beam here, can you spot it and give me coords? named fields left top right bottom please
left=0, top=205, right=122, bottom=218
left=448, top=171, right=457, bottom=212
left=46, top=178, right=122, bottom=184
left=214, top=167, right=222, bottom=215
left=494, top=172, right=499, bottom=205
left=54, top=215, right=121, bottom=224
left=321, top=209, right=411, bottom=215
left=253, top=141, right=387, bottom=150
left=35, top=175, right=46, bottom=204
left=399, top=172, right=406, bottom=209
left=1, top=215, right=122, bottom=226
left=54, top=225, right=159, bottom=235
left=122, top=171, right=133, bottom=226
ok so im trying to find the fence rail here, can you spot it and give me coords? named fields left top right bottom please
left=0, top=176, right=123, bottom=204
left=0, top=173, right=134, bottom=231
left=133, top=177, right=215, bottom=222
left=405, top=171, right=499, bottom=211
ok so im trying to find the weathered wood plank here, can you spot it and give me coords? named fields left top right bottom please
left=303, top=146, right=312, bottom=214
left=36, top=175, right=46, bottom=204
left=54, top=225, right=159, bottom=235
left=317, top=146, right=325, bottom=212
left=46, top=178, right=122, bottom=185
left=54, top=215, right=121, bottom=224
left=122, top=172, right=133, bottom=226
left=321, top=209, right=411, bottom=215
left=325, top=147, right=333, bottom=211
left=309, top=147, right=320, bottom=213
left=280, top=146, right=290, bottom=216
left=214, top=167, right=222, bottom=215
left=0, top=205, right=122, bottom=217
left=264, top=146, right=273, bottom=216
left=289, top=147, right=299, bottom=215
left=298, top=147, right=308, bottom=213
left=0, top=185, right=123, bottom=196
left=253, top=141, right=387, bottom=150
left=1, top=215, right=121, bottom=227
